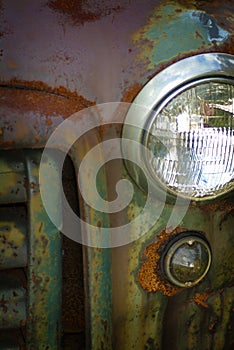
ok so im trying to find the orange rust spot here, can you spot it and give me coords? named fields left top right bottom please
left=192, top=293, right=210, bottom=308
left=45, top=119, right=52, bottom=126
left=191, top=288, right=224, bottom=309
left=137, top=227, right=186, bottom=296
left=121, top=83, right=142, bottom=103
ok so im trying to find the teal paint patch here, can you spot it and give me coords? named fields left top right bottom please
left=135, top=5, right=229, bottom=67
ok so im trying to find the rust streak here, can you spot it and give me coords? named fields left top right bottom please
left=191, top=288, right=224, bottom=309
left=0, top=80, right=95, bottom=120
left=121, top=83, right=142, bottom=103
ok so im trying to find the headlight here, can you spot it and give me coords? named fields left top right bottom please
left=122, top=53, right=234, bottom=201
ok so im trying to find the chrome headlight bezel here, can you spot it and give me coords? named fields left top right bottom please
left=122, top=53, right=234, bottom=201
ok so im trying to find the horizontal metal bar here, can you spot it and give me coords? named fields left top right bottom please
left=0, top=151, right=27, bottom=204
left=0, top=206, right=27, bottom=269
left=0, top=269, right=27, bottom=329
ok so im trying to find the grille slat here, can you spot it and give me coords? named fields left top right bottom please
left=0, top=206, right=27, bottom=270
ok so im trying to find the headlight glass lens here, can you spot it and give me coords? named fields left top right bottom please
left=147, top=81, right=234, bottom=198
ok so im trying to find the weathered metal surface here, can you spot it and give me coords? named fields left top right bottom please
left=82, top=247, right=112, bottom=350
left=0, top=269, right=26, bottom=329
left=132, top=2, right=229, bottom=70
left=110, top=181, right=234, bottom=349
left=25, top=150, right=62, bottom=349
left=1, top=0, right=233, bottom=103
left=0, top=87, right=92, bottom=150
left=0, top=206, right=27, bottom=269
left=0, top=87, right=113, bottom=348
left=0, top=1, right=233, bottom=349
left=0, top=96, right=233, bottom=348
left=161, top=286, right=233, bottom=349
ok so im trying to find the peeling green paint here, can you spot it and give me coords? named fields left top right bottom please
left=132, top=4, right=229, bottom=69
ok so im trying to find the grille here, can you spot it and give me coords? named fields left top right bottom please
left=0, top=150, right=85, bottom=349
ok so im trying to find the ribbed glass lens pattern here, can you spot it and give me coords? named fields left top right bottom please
left=148, top=82, right=234, bottom=198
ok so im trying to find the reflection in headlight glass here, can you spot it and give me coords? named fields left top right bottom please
left=148, top=82, right=234, bottom=198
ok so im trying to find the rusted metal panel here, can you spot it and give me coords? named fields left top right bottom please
left=0, top=86, right=94, bottom=151
left=162, top=286, right=234, bottom=349
left=110, top=181, right=234, bottom=349
left=1, top=1, right=233, bottom=103
left=0, top=1, right=233, bottom=349
left=0, top=206, right=27, bottom=269
left=0, top=88, right=113, bottom=348
left=1, top=94, right=232, bottom=348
